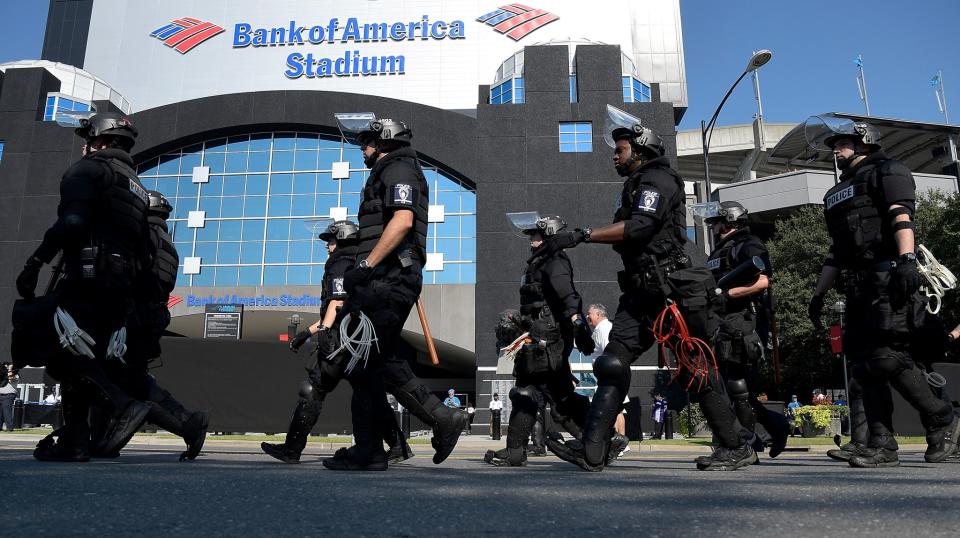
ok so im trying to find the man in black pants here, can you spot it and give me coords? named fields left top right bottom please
left=701, top=200, right=789, bottom=458
left=261, top=220, right=412, bottom=464
left=806, top=115, right=960, bottom=467
left=545, top=105, right=756, bottom=471
left=483, top=215, right=595, bottom=467
left=324, top=116, right=466, bottom=470
left=15, top=113, right=152, bottom=461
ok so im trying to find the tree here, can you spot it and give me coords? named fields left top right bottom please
left=914, top=190, right=960, bottom=334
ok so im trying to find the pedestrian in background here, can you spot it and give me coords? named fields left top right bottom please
left=489, top=393, right=503, bottom=440
left=651, top=393, right=667, bottom=440
left=0, top=363, right=18, bottom=431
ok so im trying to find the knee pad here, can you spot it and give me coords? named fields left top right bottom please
left=509, top=385, right=540, bottom=412
left=593, top=347, right=630, bottom=386
left=298, top=380, right=316, bottom=401
left=726, top=378, right=750, bottom=401
left=866, top=351, right=911, bottom=378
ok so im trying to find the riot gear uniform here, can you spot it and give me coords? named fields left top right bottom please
left=261, top=226, right=412, bottom=465
left=484, top=234, right=591, bottom=467
left=546, top=105, right=756, bottom=472
left=15, top=113, right=152, bottom=461
left=705, top=217, right=789, bottom=458
left=809, top=118, right=960, bottom=466
left=325, top=120, right=466, bottom=470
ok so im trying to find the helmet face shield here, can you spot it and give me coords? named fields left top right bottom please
left=334, top=112, right=377, bottom=143
left=604, top=104, right=644, bottom=149
left=506, top=212, right=541, bottom=238
left=55, top=110, right=96, bottom=128
left=690, top=202, right=722, bottom=223
left=804, top=115, right=880, bottom=151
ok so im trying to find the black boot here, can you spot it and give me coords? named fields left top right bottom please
left=391, top=379, right=466, bottom=464
left=261, top=441, right=301, bottom=464
left=483, top=447, right=526, bottom=467
left=33, top=429, right=90, bottom=462
left=925, top=416, right=960, bottom=463
left=606, top=433, right=629, bottom=465
left=545, top=438, right=603, bottom=472
left=827, top=442, right=869, bottom=462
left=849, top=447, right=899, bottom=468
left=179, top=411, right=209, bottom=462
left=385, top=440, right=415, bottom=464
left=322, top=446, right=388, bottom=471
left=696, top=444, right=758, bottom=471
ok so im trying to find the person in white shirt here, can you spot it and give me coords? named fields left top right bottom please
left=489, top=393, right=503, bottom=440
left=586, top=304, right=630, bottom=459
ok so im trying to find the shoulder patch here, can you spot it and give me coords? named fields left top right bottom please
left=333, top=277, right=345, bottom=295
left=636, top=189, right=661, bottom=213
left=392, top=183, right=414, bottom=206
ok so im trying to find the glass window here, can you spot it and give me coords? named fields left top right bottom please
left=173, top=198, right=197, bottom=219
left=263, top=265, right=286, bottom=285
left=238, top=266, right=262, bottom=286
left=249, top=133, right=272, bottom=152
left=241, top=219, right=265, bottom=241
left=138, top=158, right=158, bottom=176
left=341, top=171, right=365, bottom=194
left=220, top=197, right=243, bottom=218
left=245, top=174, right=268, bottom=195
left=155, top=178, right=177, bottom=199
left=244, top=196, right=267, bottom=217
left=174, top=240, right=192, bottom=258
left=267, top=195, right=292, bottom=217
left=314, top=194, right=339, bottom=217
left=292, top=173, right=316, bottom=194
left=227, top=135, right=250, bottom=152
left=215, top=266, right=239, bottom=286
left=269, top=173, right=293, bottom=195
left=204, top=151, right=226, bottom=174
left=558, top=122, right=592, bottom=153
left=286, top=265, right=310, bottom=284
left=247, top=151, right=270, bottom=172
left=176, top=267, right=190, bottom=288
left=296, top=133, right=320, bottom=150
left=194, top=241, right=217, bottom=261
left=180, top=152, right=202, bottom=171
left=310, top=266, right=326, bottom=285
left=240, top=242, right=264, bottom=264
left=198, top=196, right=221, bottom=218
left=191, top=268, right=214, bottom=287
left=294, top=150, right=318, bottom=171
left=266, top=219, right=290, bottom=240
left=287, top=241, right=312, bottom=263
left=271, top=151, right=294, bottom=172
left=196, top=221, right=220, bottom=241
left=204, top=138, right=227, bottom=153
left=158, top=155, right=180, bottom=175
left=225, top=152, right=248, bottom=173
left=216, top=242, right=241, bottom=264
left=205, top=175, right=225, bottom=196
left=219, top=220, right=243, bottom=241
left=291, top=195, right=314, bottom=217
left=514, top=78, right=524, bottom=104
left=318, top=150, right=341, bottom=170
left=273, top=133, right=297, bottom=151
left=222, top=176, right=245, bottom=196
left=264, top=242, right=287, bottom=263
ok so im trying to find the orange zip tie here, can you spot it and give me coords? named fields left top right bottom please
left=652, top=303, right=719, bottom=391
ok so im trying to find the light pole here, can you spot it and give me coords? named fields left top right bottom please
left=701, top=50, right=773, bottom=205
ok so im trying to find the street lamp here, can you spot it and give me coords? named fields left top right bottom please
left=700, top=50, right=773, bottom=204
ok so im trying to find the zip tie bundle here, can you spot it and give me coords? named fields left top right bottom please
left=923, top=369, right=948, bottom=389
left=652, top=303, right=718, bottom=392
left=53, top=307, right=96, bottom=359
left=917, top=244, right=957, bottom=314
left=333, top=312, right=380, bottom=374
left=106, top=327, right=128, bottom=365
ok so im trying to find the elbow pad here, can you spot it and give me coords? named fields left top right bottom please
left=622, top=214, right=658, bottom=244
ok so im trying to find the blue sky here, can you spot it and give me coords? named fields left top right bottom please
left=1, top=1, right=957, bottom=130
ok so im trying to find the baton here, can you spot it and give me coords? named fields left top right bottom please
left=416, top=298, right=440, bottom=365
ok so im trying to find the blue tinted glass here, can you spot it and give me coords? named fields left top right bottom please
left=166, top=221, right=177, bottom=240
left=269, top=173, right=293, bottom=194
left=176, top=267, right=189, bottom=287
left=194, top=241, right=217, bottom=261
left=461, top=193, right=476, bottom=213
left=434, top=264, right=459, bottom=284
left=138, top=158, right=159, bottom=176
left=196, top=220, right=219, bottom=241
left=461, top=263, right=476, bottom=283
left=240, top=242, right=263, bottom=264
left=559, top=143, right=575, bottom=153
left=294, top=150, right=318, bottom=171
left=174, top=198, right=197, bottom=219
left=205, top=138, right=227, bottom=152
left=687, top=226, right=696, bottom=241
left=205, top=151, right=226, bottom=173
left=515, top=89, right=524, bottom=103
left=158, top=155, right=180, bottom=175
left=242, top=219, right=265, bottom=240
left=437, top=238, right=460, bottom=259
left=205, top=175, right=224, bottom=196
left=291, top=195, right=314, bottom=217
left=293, top=173, right=316, bottom=194
left=461, top=215, right=476, bottom=237
left=341, top=171, right=365, bottom=193
left=286, top=265, right=310, bottom=284
left=266, top=219, right=290, bottom=240
left=310, top=266, right=325, bottom=285
left=216, top=242, right=241, bottom=264
left=435, top=216, right=459, bottom=238
left=287, top=241, right=312, bottom=263
left=244, top=196, right=267, bottom=217
left=271, top=151, right=294, bottom=172
left=264, top=242, right=287, bottom=263
left=291, top=220, right=315, bottom=241
left=46, top=96, right=55, bottom=107
left=178, top=177, right=199, bottom=197
left=345, top=147, right=366, bottom=169
left=314, top=193, right=338, bottom=216
left=267, top=195, right=292, bottom=217
left=222, top=176, right=245, bottom=196
left=318, top=150, right=341, bottom=170
left=225, top=152, right=248, bottom=173
left=502, top=88, right=512, bottom=103
left=245, top=174, right=268, bottom=195
left=436, top=190, right=459, bottom=213
left=221, top=197, right=243, bottom=218
left=155, top=178, right=177, bottom=198
left=559, top=132, right=575, bottom=143
left=263, top=266, right=285, bottom=285
left=239, top=266, right=261, bottom=286
left=575, top=133, right=592, bottom=143
left=219, top=220, right=242, bottom=241
left=199, top=196, right=221, bottom=218
left=174, top=241, right=192, bottom=258
left=297, top=133, right=320, bottom=150
left=461, top=238, right=476, bottom=261
left=274, top=133, right=296, bottom=150
left=623, top=87, right=633, bottom=103
left=227, top=135, right=250, bottom=152
left=249, top=134, right=272, bottom=152
left=180, top=152, right=202, bottom=172
left=247, top=151, right=269, bottom=172
left=191, top=268, right=214, bottom=286
left=214, top=266, right=239, bottom=286
left=184, top=143, right=203, bottom=154
left=311, top=241, right=327, bottom=263
left=140, top=178, right=158, bottom=191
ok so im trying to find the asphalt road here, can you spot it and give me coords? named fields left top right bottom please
left=3, top=439, right=960, bottom=536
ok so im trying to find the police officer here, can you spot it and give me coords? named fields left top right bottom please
left=87, top=191, right=210, bottom=461
left=806, top=116, right=960, bottom=467
left=545, top=105, right=756, bottom=471
left=16, top=112, right=153, bottom=461
left=261, top=220, right=412, bottom=464
left=324, top=117, right=466, bottom=470
left=483, top=215, right=595, bottom=467
left=703, top=201, right=789, bottom=458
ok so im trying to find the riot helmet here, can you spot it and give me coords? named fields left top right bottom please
left=318, top=220, right=359, bottom=244
left=506, top=212, right=567, bottom=237
left=75, top=112, right=138, bottom=151
left=147, top=190, right=173, bottom=220
left=804, top=115, right=881, bottom=152
left=356, top=118, right=413, bottom=147
left=691, top=201, right=748, bottom=225
left=604, top=105, right=663, bottom=176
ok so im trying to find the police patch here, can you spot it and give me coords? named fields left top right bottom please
left=128, top=178, right=149, bottom=204
left=825, top=186, right=855, bottom=210
left=333, top=277, right=345, bottom=295
left=706, top=258, right=722, bottom=271
left=393, top=183, right=413, bottom=206
left=636, top=190, right=660, bottom=213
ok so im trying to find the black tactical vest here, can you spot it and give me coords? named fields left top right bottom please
left=519, top=256, right=548, bottom=319
left=90, top=151, right=150, bottom=261
left=321, top=245, right=356, bottom=311
left=356, top=148, right=429, bottom=268
left=613, top=158, right=688, bottom=271
left=822, top=159, right=897, bottom=265
left=148, top=215, right=179, bottom=298
left=707, top=228, right=764, bottom=313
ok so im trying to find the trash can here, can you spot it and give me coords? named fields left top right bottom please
left=13, top=398, right=24, bottom=429
left=664, top=410, right=675, bottom=439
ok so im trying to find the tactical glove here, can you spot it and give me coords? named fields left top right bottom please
left=573, top=318, right=596, bottom=356
left=290, top=329, right=313, bottom=352
left=808, top=294, right=825, bottom=330
left=343, top=265, right=374, bottom=294
left=892, top=254, right=921, bottom=300
left=16, top=257, right=42, bottom=299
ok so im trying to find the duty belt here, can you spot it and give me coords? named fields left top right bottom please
left=618, top=252, right=687, bottom=293
left=840, top=260, right=893, bottom=291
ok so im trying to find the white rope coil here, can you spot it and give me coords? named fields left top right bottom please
left=917, top=244, right=957, bottom=314
left=106, top=327, right=128, bottom=365
left=53, top=307, right=96, bottom=359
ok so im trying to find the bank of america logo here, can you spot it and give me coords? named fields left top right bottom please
left=477, top=4, right=558, bottom=41
left=150, top=17, right=225, bottom=54
left=167, top=295, right=184, bottom=309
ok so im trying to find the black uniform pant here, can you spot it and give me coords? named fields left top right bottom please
left=844, top=280, right=954, bottom=451
left=582, top=288, right=748, bottom=466
left=506, top=366, right=588, bottom=452
left=491, top=410, right=502, bottom=440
